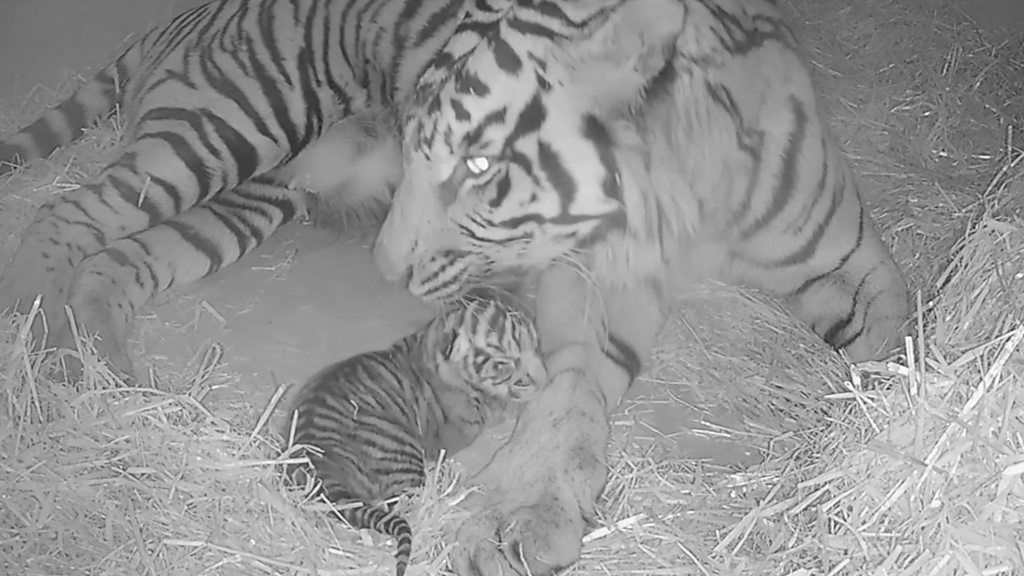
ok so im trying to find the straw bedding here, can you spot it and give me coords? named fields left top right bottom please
left=2, top=0, right=1023, bottom=573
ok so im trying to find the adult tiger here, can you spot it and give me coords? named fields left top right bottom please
left=373, top=0, right=910, bottom=573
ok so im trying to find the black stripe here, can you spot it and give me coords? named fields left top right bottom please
left=107, top=175, right=162, bottom=225
left=823, top=273, right=870, bottom=349
left=257, top=0, right=292, bottom=87
left=451, top=99, right=471, bottom=122
left=416, top=0, right=467, bottom=47
left=507, top=92, right=545, bottom=143
left=148, top=174, right=184, bottom=215
left=455, top=20, right=502, bottom=45
left=741, top=96, right=808, bottom=239
left=454, top=67, right=490, bottom=97
left=172, top=2, right=216, bottom=43
left=582, top=114, right=621, bottom=203
left=62, top=97, right=90, bottom=135
left=205, top=204, right=252, bottom=257
left=604, top=333, right=642, bottom=381
left=59, top=185, right=108, bottom=246
left=462, top=107, right=506, bottom=150
left=324, top=0, right=350, bottom=104
left=505, top=18, right=569, bottom=41
left=792, top=203, right=866, bottom=297
left=489, top=172, right=511, bottom=208
left=137, top=131, right=212, bottom=201
left=537, top=140, right=575, bottom=206
left=490, top=35, right=522, bottom=74
left=140, top=107, right=221, bottom=161
left=198, top=55, right=278, bottom=145
left=786, top=136, right=830, bottom=234
left=127, top=237, right=162, bottom=292
left=771, top=163, right=844, bottom=267
left=243, top=35, right=300, bottom=155
left=24, top=117, right=65, bottom=156
left=204, top=112, right=259, bottom=184
left=216, top=197, right=272, bottom=245
left=529, top=1, right=579, bottom=27
left=215, top=192, right=274, bottom=227
left=294, top=46, right=323, bottom=154
left=163, top=219, right=223, bottom=274
left=237, top=177, right=300, bottom=223
left=100, top=246, right=139, bottom=286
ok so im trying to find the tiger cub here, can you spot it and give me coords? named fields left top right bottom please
left=284, top=289, right=545, bottom=576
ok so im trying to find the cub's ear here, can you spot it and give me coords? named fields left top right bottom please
left=552, top=0, right=685, bottom=113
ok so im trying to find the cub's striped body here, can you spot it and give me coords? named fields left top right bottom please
left=0, top=0, right=462, bottom=374
left=285, top=290, right=545, bottom=576
left=371, top=0, right=911, bottom=573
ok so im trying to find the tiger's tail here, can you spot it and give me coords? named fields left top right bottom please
left=0, top=38, right=145, bottom=174
left=342, top=505, right=414, bottom=576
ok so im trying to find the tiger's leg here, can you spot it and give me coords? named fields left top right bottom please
left=451, top=265, right=664, bottom=575
left=62, top=176, right=305, bottom=375
left=0, top=112, right=291, bottom=351
left=729, top=149, right=910, bottom=363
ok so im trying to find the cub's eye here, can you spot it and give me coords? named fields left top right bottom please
left=465, top=156, right=492, bottom=175
left=489, top=358, right=515, bottom=377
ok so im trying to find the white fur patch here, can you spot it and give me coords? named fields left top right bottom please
left=278, top=112, right=403, bottom=223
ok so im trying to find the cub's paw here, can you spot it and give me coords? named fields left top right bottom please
left=450, top=368, right=610, bottom=575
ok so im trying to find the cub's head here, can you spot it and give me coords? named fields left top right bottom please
left=374, top=0, right=684, bottom=302
left=425, top=288, right=546, bottom=403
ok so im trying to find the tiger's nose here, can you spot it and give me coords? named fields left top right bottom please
left=377, top=258, right=412, bottom=288
left=392, top=267, right=412, bottom=289
left=373, top=240, right=412, bottom=287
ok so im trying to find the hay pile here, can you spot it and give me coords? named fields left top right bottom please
left=2, top=0, right=1024, bottom=574
left=1, top=306, right=465, bottom=575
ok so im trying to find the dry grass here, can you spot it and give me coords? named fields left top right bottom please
left=1, top=303, right=468, bottom=575
left=2, top=0, right=1024, bottom=575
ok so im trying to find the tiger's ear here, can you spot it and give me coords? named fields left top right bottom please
left=554, top=0, right=685, bottom=113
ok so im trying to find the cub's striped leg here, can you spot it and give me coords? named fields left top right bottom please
left=451, top=265, right=664, bottom=575
left=62, top=176, right=305, bottom=375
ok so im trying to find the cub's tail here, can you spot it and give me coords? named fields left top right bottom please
left=342, top=505, right=413, bottom=576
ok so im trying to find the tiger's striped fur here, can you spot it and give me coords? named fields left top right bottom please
left=374, top=0, right=909, bottom=363
left=370, top=0, right=911, bottom=573
left=285, top=290, right=545, bottom=576
left=0, top=0, right=469, bottom=374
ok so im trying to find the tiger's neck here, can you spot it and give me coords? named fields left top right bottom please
left=322, top=0, right=470, bottom=112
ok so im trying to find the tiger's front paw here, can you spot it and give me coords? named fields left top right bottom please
left=0, top=276, right=73, bottom=347
left=451, top=475, right=587, bottom=575
left=450, top=368, right=610, bottom=575
left=63, top=282, right=136, bottom=380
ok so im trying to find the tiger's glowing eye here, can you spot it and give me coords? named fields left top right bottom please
left=465, top=156, right=491, bottom=175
